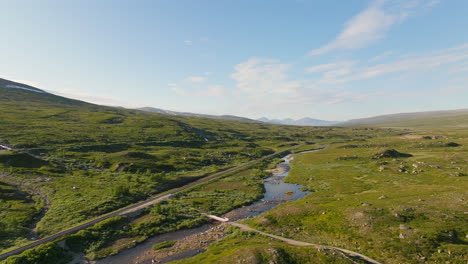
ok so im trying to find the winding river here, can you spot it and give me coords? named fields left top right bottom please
left=96, top=149, right=320, bottom=264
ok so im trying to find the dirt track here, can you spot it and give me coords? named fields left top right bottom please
left=0, top=147, right=295, bottom=261
left=228, top=222, right=382, bottom=264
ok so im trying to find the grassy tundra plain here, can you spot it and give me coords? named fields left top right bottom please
left=0, top=83, right=395, bottom=263
left=177, top=116, right=468, bottom=264
left=1, top=81, right=467, bottom=263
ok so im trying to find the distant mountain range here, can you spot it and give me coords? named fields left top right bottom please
left=137, top=107, right=258, bottom=123
left=258, top=117, right=339, bottom=126
left=137, top=107, right=339, bottom=126
left=3, top=77, right=467, bottom=128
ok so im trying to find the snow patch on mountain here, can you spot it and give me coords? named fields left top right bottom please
left=5, top=84, right=46, bottom=94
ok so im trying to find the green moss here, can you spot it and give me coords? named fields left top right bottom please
left=152, top=240, right=176, bottom=250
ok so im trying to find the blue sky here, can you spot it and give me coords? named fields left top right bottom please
left=1, top=0, right=467, bottom=120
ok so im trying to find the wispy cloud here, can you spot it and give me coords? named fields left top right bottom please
left=198, top=85, right=229, bottom=97
left=306, top=61, right=356, bottom=73
left=448, top=61, right=468, bottom=74
left=230, top=57, right=300, bottom=96
left=369, top=51, right=394, bottom=62
left=171, top=87, right=190, bottom=96
left=231, top=42, right=468, bottom=114
left=170, top=74, right=229, bottom=97
left=305, top=63, right=339, bottom=73
left=385, top=85, right=466, bottom=99
left=321, top=43, right=468, bottom=84
left=184, top=40, right=193, bottom=46
left=171, top=84, right=229, bottom=98
left=187, top=76, right=206, bottom=83
left=428, top=0, right=440, bottom=7
left=309, top=0, right=438, bottom=56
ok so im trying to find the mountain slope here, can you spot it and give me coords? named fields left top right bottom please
left=0, top=78, right=45, bottom=93
left=339, top=109, right=468, bottom=128
left=0, top=77, right=342, bottom=247
left=0, top=78, right=89, bottom=106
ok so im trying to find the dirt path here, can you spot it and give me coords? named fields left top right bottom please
left=228, top=222, right=382, bottom=264
left=0, top=147, right=297, bottom=261
left=0, top=173, right=51, bottom=237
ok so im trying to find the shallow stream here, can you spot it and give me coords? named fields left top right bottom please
left=96, top=149, right=320, bottom=264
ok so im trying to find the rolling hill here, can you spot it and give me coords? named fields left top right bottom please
left=0, top=78, right=88, bottom=106
left=0, top=77, right=342, bottom=255
left=339, top=109, right=468, bottom=128
left=1, top=77, right=466, bottom=264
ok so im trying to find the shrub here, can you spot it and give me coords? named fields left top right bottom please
left=3, top=242, right=72, bottom=264
left=446, top=142, right=461, bottom=147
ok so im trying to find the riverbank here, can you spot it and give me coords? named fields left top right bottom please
left=96, top=150, right=318, bottom=263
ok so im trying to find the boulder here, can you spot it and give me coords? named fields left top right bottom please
left=399, top=224, right=411, bottom=230
left=372, top=149, right=412, bottom=159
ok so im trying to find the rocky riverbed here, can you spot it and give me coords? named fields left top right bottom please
left=96, top=150, right=319, bottom=264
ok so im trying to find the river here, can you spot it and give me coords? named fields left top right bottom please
left=95, top=149, right=320, bottom=264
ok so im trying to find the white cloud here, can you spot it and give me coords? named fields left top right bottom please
left=170, top=74, right=228, bottom=98
left=187, top=76, right=206, bottom=83
left=171, top=84, right=230, bottom=98
left=433, top=85, right=465, bottom=95
left=309, top=0, right=437, bottom=56
left=306, top=63, right=339, bottom=73
left=384, top=85, right=465, bottom=99
left=184, top=40, right=193, bottom=46
left=308, top=43, right=468, bottom=85
left=198, top=85, right=229, bottom=97
left=231, top=42, right=468, bottom=115
left=306, top=61, right=356, bottom=73
left=230, top=57, right=300, bottom=96
left=369, top=51, right=394, bottom=62
left=171, top=87, right=190, bottom=96
left=428, top=0, right=440, bottom=7
left=309, top=1, right=395, bottom=55
left=448, top=61, right=468, bottom=74
left=332, top=43, right=468, bottom=84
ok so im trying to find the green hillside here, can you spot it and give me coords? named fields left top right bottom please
left=1, top=79, right=466, bottom=264
left=180, top=128, right=468, bottom=264
left=340, top=109, right=468, bottom=128
left=1, top=79, right=389, bottom=258
left=373, top=113, right=468, bottom=129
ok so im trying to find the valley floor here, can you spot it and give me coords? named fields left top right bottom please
left=171, top=128, right=468, bottom=264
